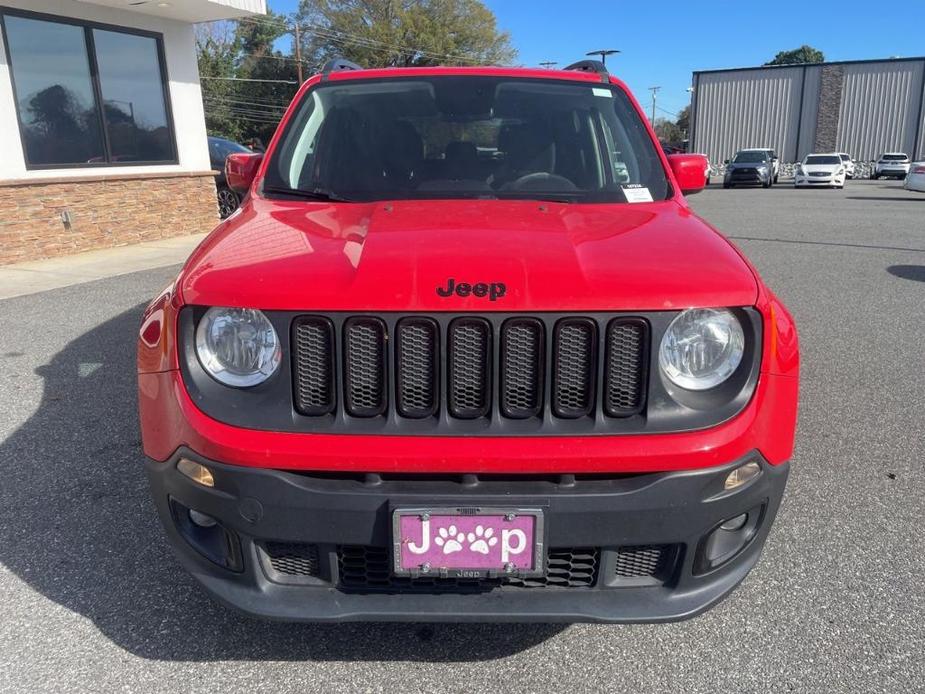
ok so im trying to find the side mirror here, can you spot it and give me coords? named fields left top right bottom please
left=225, top=152, right=264, bottom=194
left=667, top=153, right=707, bottom=195
left=723, top=159, right=730, bottom=164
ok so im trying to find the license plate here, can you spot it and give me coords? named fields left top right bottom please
left=392, top=507, right=544, bottom=578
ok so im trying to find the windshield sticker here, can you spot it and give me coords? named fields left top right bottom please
left=592, top=87, right=613, bottom=98
left=621, top=185, right=653, bottom=203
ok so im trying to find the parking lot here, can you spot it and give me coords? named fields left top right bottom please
left=0, top=178, right=923, bottom=693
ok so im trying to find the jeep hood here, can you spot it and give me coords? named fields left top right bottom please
left=180, top=197, right=758, bottom=311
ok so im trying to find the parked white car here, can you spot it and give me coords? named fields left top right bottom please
left=904, top=162, right=925, bottom=192
left=873, top=152, right=911, bottom=179
left=836, top=153, right=855, bottom=178
left=794, top=153, right=847, bottom=189
left=740, top=147, right=779, bottom=183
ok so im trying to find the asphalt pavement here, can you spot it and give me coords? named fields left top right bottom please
left=1, top=179, right=923, bottom=692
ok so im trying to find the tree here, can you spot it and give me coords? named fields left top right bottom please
left=676, top=105, right=690, bottom=137
left=295, top=0, right=516, bottom=68
left=196, top=11, right=298, bottom=144
left=765, top=45, right=825, bottom=66
left=654, top=118, right=683, bottom=145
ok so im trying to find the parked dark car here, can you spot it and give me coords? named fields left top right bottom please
left=208, top=136, right=252, bottom=218
left=723, top=150, right=773, bottom=188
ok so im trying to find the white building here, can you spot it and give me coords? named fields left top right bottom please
left=0, top=0, right=267, bottom=264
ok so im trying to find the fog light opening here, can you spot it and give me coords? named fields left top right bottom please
left=189, top=509, right=218, bottom=528
left=720, top=513, right=748, bottom=531
left=724, top=461, right=761, bottom=490
left=178, top=458, right=215, bottom=487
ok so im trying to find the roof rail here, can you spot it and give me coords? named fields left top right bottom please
left=321, top=58, right=363, bottom=80
left=563, top=59, right=609, bottom=82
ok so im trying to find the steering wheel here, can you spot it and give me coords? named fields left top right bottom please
left=502, top=172, right=577, bottom=191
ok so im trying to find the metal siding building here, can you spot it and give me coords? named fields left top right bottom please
left=690, top=58, right=925, bottom=163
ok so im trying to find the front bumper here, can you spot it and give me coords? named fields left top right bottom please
left=725, top=169, right=770, bottom=185
left=147, top=448, right=788, bottom=623
left=794, top=175, right=840, bottom=187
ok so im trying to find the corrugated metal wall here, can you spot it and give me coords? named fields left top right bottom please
left=692, top=67, right=804, bottom=163
left=837, top=61, right=924, bottom=160
left=692, top=59, right=925, bottom=163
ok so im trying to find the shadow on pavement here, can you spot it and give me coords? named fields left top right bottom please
left=887, top=265, right=925, bottom=283
left=845, top=196, right=923, bottom=202
left=0, top=305, right=564, bottom=662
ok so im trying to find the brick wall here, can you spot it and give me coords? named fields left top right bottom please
left=0, top=172, right=219, bottom=265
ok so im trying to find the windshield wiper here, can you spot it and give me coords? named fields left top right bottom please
left=262, top=185, right=356, bottom=203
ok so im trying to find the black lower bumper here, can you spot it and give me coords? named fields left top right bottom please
left=146, top=450, right=788, bottom=623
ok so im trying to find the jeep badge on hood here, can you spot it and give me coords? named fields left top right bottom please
left=436, top=278, right=506, bottom=301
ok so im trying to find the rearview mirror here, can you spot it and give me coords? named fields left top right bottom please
left=225, top=152, right=264, bottom=194
left=667, top=153, right=707, bottom=195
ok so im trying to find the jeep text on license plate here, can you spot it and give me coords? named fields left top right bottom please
left=392, top=508, right=544, bottom=578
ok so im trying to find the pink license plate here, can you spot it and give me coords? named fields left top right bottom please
left=393, top=508, right=544, bottom=578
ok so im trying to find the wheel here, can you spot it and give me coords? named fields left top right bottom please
left=723, top=182, right=732, bottom=189
left=762, top=177, right=772, bottom=188
left=872, top=173, right=879, bottom=180
left=217, top=187, right=240, bottom=219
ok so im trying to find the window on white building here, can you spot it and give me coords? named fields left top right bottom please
left=1, top=10, right=177, bottom=169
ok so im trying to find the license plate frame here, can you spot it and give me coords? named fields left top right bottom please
left=391, top=507, right=545, bottom=579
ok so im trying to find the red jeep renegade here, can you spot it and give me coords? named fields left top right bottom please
left=138, top=59, right=799, bottom=623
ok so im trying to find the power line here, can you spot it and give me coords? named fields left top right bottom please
left=201, top=76, right=300, bottom=84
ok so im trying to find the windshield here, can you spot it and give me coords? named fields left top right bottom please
left=732, top=151, right=768, bottom=164
left=839, top=154, right=851, bottom=161
left=882, top=154, right=908, bottom=161
left=805, top=155, right=840, bottom=165
left=264, top=77, right=669, bottom=203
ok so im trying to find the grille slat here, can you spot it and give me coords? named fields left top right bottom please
left=343, top=317, right=387, bottom=417
left=293, top=317, right=336, bottom=416
left=291, top=314, right=649, bottom=427
left=552, top=319, right=597, bottom=418
left=604, top=320, right=647, bottom=417
left=396, top=319, right=439, bottom=418
left=448, top=318, right=492, bottom=419
left=500, top=319, right=544, bottom=419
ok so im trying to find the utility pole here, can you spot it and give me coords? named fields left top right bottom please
left=539, top=61, right=557, bottom=69
left=648, top=86, right=661, bottom=125
left=586, top=49, right=620, bottom=67
left=294, top=23, right=304, bottom=84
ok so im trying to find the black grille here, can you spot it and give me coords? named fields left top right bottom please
left=290, top=313, right=651, bottom=430
left=553, top=319, right=597, bottom=418
left=337, top=545, right=599, bottom=592
left=447, top=318, right=492, bottom=418
left=292, top=317, right=335, bottom=415
left=604, top=320, right=648, bottom=417
left=263, top=542, right=320, bottom=577
left=395, top=318, right=439, bottom=418
left=614, top=545, right=672, bottom=579
left=500, top=318, right=544, bottom=418
left=343, top=317, right=387, bottom=417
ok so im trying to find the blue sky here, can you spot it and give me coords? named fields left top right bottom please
left=269, top=1, right=924, bottom=119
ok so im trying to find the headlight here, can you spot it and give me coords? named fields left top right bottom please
left=659, top=308, right=745, bottom=390
left=195, top=307, right=281, bottom=387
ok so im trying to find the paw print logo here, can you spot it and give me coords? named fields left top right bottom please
left=466, top=525, right=498, bottom=555
left=434, top=525, right=465, bottom=554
